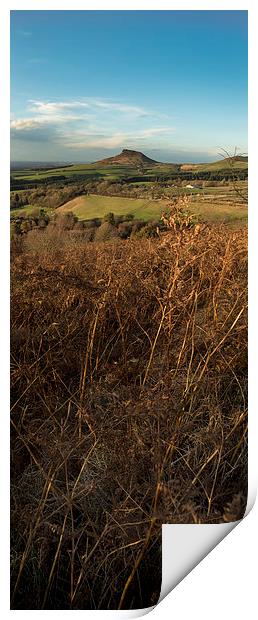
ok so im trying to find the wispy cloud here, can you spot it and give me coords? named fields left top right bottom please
left=11, top=119, right=45, bottom=130
left=138, top=127, right=174, bottom=138
left=11, top=97, right=176, bottom=152
left=89, top=100, right=151, bottom=116
left=10, top=122, right=59, bottom=143
left=65, top=127, right=175, bottom=150
left=11, top=114, right=87, bottom=130
left=28, top=98, right=154, bottom=118
left=29, top=100, right=90, bottom=114
left=67, top=133, right=126, bottom=149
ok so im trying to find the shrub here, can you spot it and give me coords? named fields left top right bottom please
left=103, top=212, right=115, bottom=225
left=54, top=211, right=78, bottom=230
left=20, top=220, right=32, bottom=234
left=82, top=227, right=96, bottom=242
left=10, top=234, right=24, bottom=256
left=10, top=222, right=19, bottom=239
left=114, top=215, right=124, bottom=226
left=29, top=208, right=41, bottom=219
left=38, top=217, right=47, bottom=229
left=131, top=219, right=146, bottom=235
left=161, top=196, right=197, bottom=231
left=11, top=220, right=22, bottom=236
left=94, top=221, right=119, bottom=241
left=84, top=219, right=99, bottom=229
left=133, top=221, right=159, bottom=238
left=124, top=213, right=134, bottom=221
left=73, top=220, right=85, bottom=231
left=118, top=221, right=133, bottom=239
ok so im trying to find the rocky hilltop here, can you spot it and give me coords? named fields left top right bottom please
left=94, top=148, right=159, bottom=167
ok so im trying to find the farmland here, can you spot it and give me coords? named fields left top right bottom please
left=56, top=194, right=164, bottom=221
left=10, top=151, right=248, bottom=229
left=55, top=190, right=248, bottom=225
left=10, top=153, right=248, bottom=191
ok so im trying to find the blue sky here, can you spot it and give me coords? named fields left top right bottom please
left=10, top=10, right=248, bottom=163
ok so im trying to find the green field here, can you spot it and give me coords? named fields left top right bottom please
left=11, top=164, right=142, bottom=182
left=193, top=161, right=248, bottom=173
left=55, top=193, right=247, bottom=225
left=188, top=200, right=247, bottom=224
left=11, top=168, right=102, bottom=180
left=56, top=194, right=164, bottom=221
left=10, top=204, right=51, bottom=217
left=180, top=158, right=248, bottom=173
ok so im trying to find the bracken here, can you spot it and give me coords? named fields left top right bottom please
left=11, top=224, right=247, bottom=609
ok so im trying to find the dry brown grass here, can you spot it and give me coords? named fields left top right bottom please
left=11, top=224, right=247, bottom=609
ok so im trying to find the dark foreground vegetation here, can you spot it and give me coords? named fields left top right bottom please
left=11, top=225, right=247, bottom=609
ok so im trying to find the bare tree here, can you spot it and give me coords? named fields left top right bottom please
left=219, top=147, right=248, bottom=204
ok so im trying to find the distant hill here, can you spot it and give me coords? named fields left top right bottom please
left=180, top=156, right=248, bottom=173
left=10, top=161, right=72, bottom=171
left=94, top=149, right=159, bottom=167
